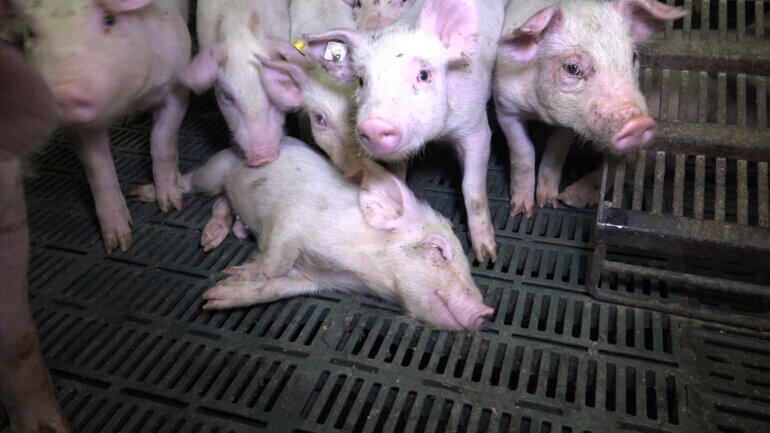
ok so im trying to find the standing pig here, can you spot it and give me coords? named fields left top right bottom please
left=494, top=0, right=687, bottom=213
left=178, top=0, right=298, bottom=167
left=133, top=138, right=495, bottom=331
left=0, top=42, right=69, bottom=433
left=301, top=0, right=508, bottom=262
left=6, top=0, right=192, bottom=253
left=344, top=0, right=416, bottom=31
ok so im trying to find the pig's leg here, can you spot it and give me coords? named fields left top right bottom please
left=201, top=197, right=233, bottom=252
left=150, top=85, right=189, bottom=212
left=497, top=111, right=536, bottom=218
left=557, top=162, right=615, bottom=208
left=536, top=127, right=574, bottom=209
left=74, top=129, right=132, bottom=253
left=203, top=268, right=320, bottom=309
left=0, top=159, right=69, bottom=433
left=220, top=233, right=300, bottom=282
left=455, top=123, right=497, bottom=263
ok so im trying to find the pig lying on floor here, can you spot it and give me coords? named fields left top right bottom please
left=132, top=137, right=494, bottom=331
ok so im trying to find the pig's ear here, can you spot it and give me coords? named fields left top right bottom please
left=615, top=0, right=688, bottom=42
left=499, top=6, right=562, bottom=63
left=359, top=159, right=416, bottom=231
left=303, top=29, right=362, bottom=82
left=419, top=0, right=479, bottom=62
left=257, top=55, right=305, bottom=111
left=178, top=44, right=227, bottom=94
left=101, top=0, right=155, bottom=12
left=425, top=234, right=453, bottom=264
left=266, top=38, right=315, bottom=69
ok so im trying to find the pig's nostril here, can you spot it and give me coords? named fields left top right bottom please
left=611, top=116, right=656, bottom=151
left=358, top=118, right=401, bottom=154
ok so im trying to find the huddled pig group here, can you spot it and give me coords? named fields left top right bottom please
left=0, top=0, right=686, bottom=431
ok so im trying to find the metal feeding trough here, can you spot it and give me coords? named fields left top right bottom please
left=588, top=0, right=770, bottom=330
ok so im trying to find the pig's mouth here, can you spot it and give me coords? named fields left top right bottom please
left=54, top=94, right=102, bottom=125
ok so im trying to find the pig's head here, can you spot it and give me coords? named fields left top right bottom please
left=499, top=0, right=686, bottom=153
left=344, top=0, right=416, bottom=31
left=257, top=46, right=363, bottom=179
left=8, top=0, right=181, bottom=127
left=304, top=0, right=479, bottom=162
left=179, top=14, right=302, bottom=166
left=359, top=159, right=494, bottom=331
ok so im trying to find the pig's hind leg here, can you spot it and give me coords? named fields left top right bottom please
left=536, top=127, right=574, bottom=209
left=203, top=268, right=320, bottom=309
left=150, top=85, right=189, bottom=212
left=200, top=197, right=234, bottom=252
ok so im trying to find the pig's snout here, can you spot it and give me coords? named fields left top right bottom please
left=611, top=116, right=656, bottom=151
left=245, top=146, right=280, bottom=167
left=455, top=302, right=495, bottom=330
left=358, top=118, right=401, bottom=155
left=53, top=85, right=100, bottom=124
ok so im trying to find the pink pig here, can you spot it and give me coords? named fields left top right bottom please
left=344, top=0, right=416, bottom=31
left=301, top=0, right=507, bottom=263
left=133, top=138, right=495, bottom=331
left=494, top=0, right=686, bottom=214
left=5, top=0, right=192, bottom=253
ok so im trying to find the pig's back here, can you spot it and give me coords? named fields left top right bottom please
left=197, top=0, right=290, bottom=47
left=225, top=138, right=362, bottom=236
left=290, top=0, right=357, bottom=40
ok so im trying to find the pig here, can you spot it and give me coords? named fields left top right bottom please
left=344, top=0, right=417, bottom=31
left=0, top=42, right=69, bottom=433
left=132, top=137, right=495, bottom=331
left=5, top=0, right=192, bottom=253
left=493, top=0, right=687, bottom=214
left=178, top=0, right=298, bottom=167
left=300, top=0, right=508, bottom=263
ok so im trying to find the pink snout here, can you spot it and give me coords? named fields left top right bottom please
left=611, top=116, right=656, bottom=151
left=434, top=288, right=495, bottom=331
left=245, top=145, right=280, bottom=167
left=453, top=301, right=495, bottom=330
left=54, top=85, right=100, bottom=124
left=358, top=118, right=401, bottom=155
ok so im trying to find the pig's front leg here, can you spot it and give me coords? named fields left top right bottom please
left=74, top=129, right=132, bottom=253
left=536, top=127, right=574, bottom=209
left=219, top=232, right=301, bottom=282
left=150, top=85, right=189, bottom=212
left=200, top=197, right=233, bottom=252
left=0, top=159, right=69, bottom=433
left=456, top=123, right=497, bottom=263
left=497, top=110, right=535, bottom=218
left=203, top=268, right=320, bottom=309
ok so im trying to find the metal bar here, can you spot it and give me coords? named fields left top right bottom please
left=694, top=155, right=706, bottom=220
left=660, top=69, right=670, bottom=121
left=596, top=207, right=770, bottom=267
left=673, top=154, right=686, bottom=217
left=700, top=0, right=709, bottom=41
left=651, top=122, right=770, bottom=161
left=758, top=76, right=767, bottom=129
left=665, top=0, right=675, bottom=39
left=651, top=152, right=666, bottom=215
left=760, top=162, right=769, bottom=228
left=737, top=0, right=745, bottom=41
left=715, top=158, right=726, bottom=222
left=682, top=0, right=692, bottom=40
left=718, top=0, right=726, bottom=41
left=678, top=70, right=689, bottom=122
left=612, top=158, right=625, bottom=208
left=601, top=260, right=770, bottom=298
left=737, top=74, right=746, bottom=127
left=586, top=244, right=606, bottom=299
left=717, top=73, right=727, bottom=125
left=757, top=0, right=765, bottom=41
left=737, top=160, right=748, bottom=225
left=597, top=159, right=609, bottom=223
left=638, top=41, right=770, bottom=76
left=697, top=71, right=708, bottom=124
left=632, top=149, right=646, bottom=211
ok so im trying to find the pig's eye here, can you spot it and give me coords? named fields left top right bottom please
left=104, top=15, right=116, bottom=27
left=313, top=112, right=328, bottom=128
left=26, top=26, right=37, bottom=40
left=358, top=77, right=364, bottom=87
left=417, top=69, right=430, bottom=82
left=564, top=63, right=581, bottom=77
left=632, top=52, right=638, bottom=64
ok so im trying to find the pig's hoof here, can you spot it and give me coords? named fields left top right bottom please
left=536, top=187, right=560, bottom=209
left=470, top=226, right=497, bottom=263
left=202, top=280, right=267, bottom=309
left=155, top=182, right=184, bottom=212
left=10, top=405, right=70, bottom=433
left=557, top=181, right=600, bottom=209
left=201, top=218, right=230, bottom=252
left=221, top=265, right=263, bottom=282
left=98, top=205, right=133, bottom=253
left=128, top=184, right=157, bottom=202
left=509, top=193, right=534, bottom=218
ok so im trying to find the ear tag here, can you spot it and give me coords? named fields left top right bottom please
left=292, top=39, right=307, bottom=55
left=323, top=41, right=347, bottom=62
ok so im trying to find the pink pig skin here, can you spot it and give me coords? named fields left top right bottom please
left=132, top=138, right=495, bottom=331
left=9, top=0, right=192, bottom=253
left=494, top=0, right=686, bottom=213
left=342, top=0, right=417, bottom=31
left=0, top=42, right=69, bottom=433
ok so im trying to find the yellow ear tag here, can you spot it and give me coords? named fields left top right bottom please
left=292, top=39, right=307, bottom=55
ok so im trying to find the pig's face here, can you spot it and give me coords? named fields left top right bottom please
left=179, top=18, right=302, bottom=166
left=359, top=160, right=494, bottom=330
left=347, top=0, right=416, bottom=31
left=499, top=0, right=686, bottom=152
left=304, top=0, right=480, bottom=162
left=15, top=0, right=162, bottom=126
